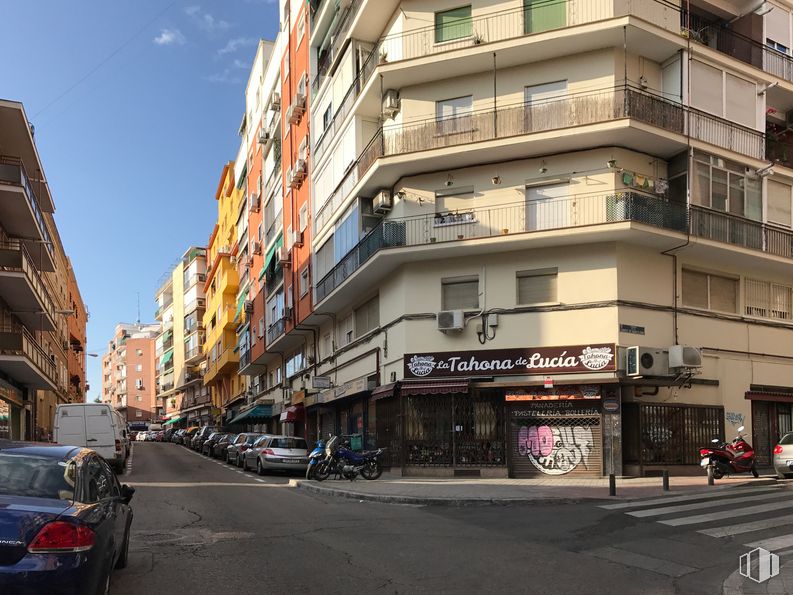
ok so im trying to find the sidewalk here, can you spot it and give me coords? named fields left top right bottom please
left=289, top=473, right=780, bottom=506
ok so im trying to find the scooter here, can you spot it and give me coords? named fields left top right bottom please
left=306, top=438, right=326, bottom=480
left=699, top=425, right=758, bottom=481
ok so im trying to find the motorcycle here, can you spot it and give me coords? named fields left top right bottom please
left=314, top=435, right=385, bottom=481
left=699, top=425, right=758, bottom=481
left=306, top=438, right=326, bottom=480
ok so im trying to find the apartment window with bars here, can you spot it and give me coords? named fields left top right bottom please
left=442, top=276, right=479, bottom=310
left=682, top=269, right=738, bottom=314
left=516, top=268, right=558, bottom=305
left=745, top=279, right=793, bottom=320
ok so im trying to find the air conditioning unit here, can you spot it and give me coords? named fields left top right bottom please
left=270, top=93, right=281, bottom=111
left=668, top=345, right=702, bottom=369
left=288, top=160, right=307, bottom=188
left=244, top=300, right=255, bottom=315
left=291, top=230, right=304, bottom=248
left=258, top=128, right=270, bottom=145
left=294, top=93, right=306, bottom=110
left=277, top=246, right=291, bottom=267
left=437, top=310, right=464, bottom=333
left=382, top=89, right=400, bottom=119
left=135, top=379, right=143, bottom=389
left=253, top=241, right=262, bottom=255
left=250, top=195, right=260, bottom=213
left=373, top=189, right=393, bottom=214
left=283, top=306, right=293, bottom=319
left=625, top=346, right=670, bottom=377
left=294, top=159, right=307, bottom=175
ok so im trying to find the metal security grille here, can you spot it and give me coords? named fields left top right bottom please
left=374, top=397, right=400, bottom=468
left=624, top=402, right=724, bottom=466
left=510, top=414, right=602, bottom=478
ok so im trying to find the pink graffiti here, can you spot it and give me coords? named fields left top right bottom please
left=519, top=424, right=595, bottom=475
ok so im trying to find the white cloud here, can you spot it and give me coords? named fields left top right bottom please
left=153, top=28, right=186, bottom=46
left=218, top=37, right=257, bottom=56
left=205, top=69, right=243, bottom=84
left=185, top=5, right=231, bottom=34
left=233, top=59, right=248, bottom=69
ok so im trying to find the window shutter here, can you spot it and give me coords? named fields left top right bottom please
left=682, top=270, right=708, bottom=308
left=725, top=74, right=755, bottom=128
left=768, top=180, right=792, bottom=228
left=690, top=61, right=723, bottom=116
left=709, top=275, right=738, bottom=313
left=435, top=6, right=472, bottom=43
left=766, top=6, right=791, bottom=47
left=442, top=277, right=479, bottom=310
left=517, top=269, right=558, bottom=304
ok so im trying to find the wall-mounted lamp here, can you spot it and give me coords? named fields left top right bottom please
left=445, top=175, right=454, bottom=187
left=491, top=175, right=501, bottom=185
left=755, top=163, right=775, bottom=178
left=607, top=159, right=617, bottom=169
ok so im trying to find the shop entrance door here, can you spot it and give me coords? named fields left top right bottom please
left=752, top=401, right=772, bottom=468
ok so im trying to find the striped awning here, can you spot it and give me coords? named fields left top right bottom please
left=160, top=349, right=174, bottom=367
left=400, top=380, right=469, bottom=397
left=371, top=382, right=397, bottom=401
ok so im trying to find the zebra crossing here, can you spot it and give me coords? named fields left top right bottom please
left=599, top=485, right=793, bottom=547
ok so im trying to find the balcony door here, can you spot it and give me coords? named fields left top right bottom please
left=525, top=182, right=570, bottom=231
left=524, top=81, right=567, bottom=133
left=524, top=0, right=566, bottom=35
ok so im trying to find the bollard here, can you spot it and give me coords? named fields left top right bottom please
left=662, top=470, right=669, bottom=491
left=707, top=468, right=714, bottom=486
left=609, top=473, right=616, bottom=497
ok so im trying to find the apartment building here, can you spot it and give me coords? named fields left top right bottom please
left=154, top=246, right=210, bottom=427
left=66, top=260, right=88, bottom=405
left=204, top=164, right=245, bottom=421
left=224, top=0, right=793, bottom=478
left=101, top=323, right=158, bottom=424
left=0, top=99, right=86, bottom=440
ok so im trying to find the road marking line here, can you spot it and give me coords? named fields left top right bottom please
left=586, top=546, right=696, bottom=577
left=628, top=492, right=787, bottom=518
left=699, top=514, right=793, bottom=538
left=600, top=487, right=781, bottom=510
left=660, top=500, right=793, bottom=527
left=746, top=533, right=793, bottom=551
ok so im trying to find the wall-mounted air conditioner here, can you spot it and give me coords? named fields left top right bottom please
left=291, top=230, right=304, bottom=248
left=437, top=310, right=464, bottom=333
left=625, top=346, right=670, bottom=377
left=270, top=93, right=281, bottom=112
left=253, top=241, right=262, bottom=255
left=382, top=89, right=400, bottom=119
left=277, top=247, right=291, bottom=267
left=373, top=190, right=392, bottom=214
left=668, top=345, right=702, bottom=369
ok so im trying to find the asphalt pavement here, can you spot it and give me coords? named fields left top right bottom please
left=111, top=442, right=793, bottom=595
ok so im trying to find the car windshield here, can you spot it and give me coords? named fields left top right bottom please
left=270, top=438, right=307, bottom=450
left=0, top=453, right=76, bottom=500
left=245, top=435, right=260, bottom=444
left=780, top=433, right=793, bottom=445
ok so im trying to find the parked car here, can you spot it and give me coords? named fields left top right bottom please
left=212, top=433, right=237, bottom=459
left=181, top=427, right=199, bottom=447
left=129, top=431, right=138, bottom=442
left=249, top=435, right=309, bottom=475
left=171, top=429, right=185, bottom=444
left=53, top=403, right=128, bottom=473
left=241, top=435, right=271, bottom=471
left=773, top=432, right=793, bottom=478
left=226, top=433, right=262, bottom=467
left=155, top=431, right=165, bottom=442
left=0, top=440, right=135, bottom=595
left=202, top=432, right=227, bottom=457
left=191, top=426, right=217, bottom=452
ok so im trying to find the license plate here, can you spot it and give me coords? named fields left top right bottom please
left=787, top=460, right=793, bottom=466
left=284, top=459, right=301, bottom=464
left=700, top=458, right=710, bottom=467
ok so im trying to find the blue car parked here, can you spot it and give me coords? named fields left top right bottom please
left=0, top=440, right=134, bottom=595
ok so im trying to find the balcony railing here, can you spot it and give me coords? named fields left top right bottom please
left=690, top=206, right=793, bottom=259
left=311, top=0, right=364, bottom=95
left=265, top=263, right=284, bottom=296
left=265, top=211, right=283, bottom=247
left=184, top=297, right=206, bottom=315
left=183, top=272, right=207, bottom=289
left=184, top=345, right=204, bottom=361
left=684, top=13, right=793, bottom=84
left=317, top=192, right=689, bottom=302
left=0, top=323, right=57, bottom=385
left=154, top=298, right=173, bottom=319
left=239, top=350, right=251, bottom=370
left=267, top=318, right=287, bottom=345
left=0, top=240, right=56, bottom=322
left=0, top=157, right=52, bottom=251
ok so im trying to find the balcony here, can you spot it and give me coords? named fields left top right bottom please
left=265, top=264, right=283, bottom=296
left=184, top=343, right=205, bottom=365
left=0, top=324, right=57, bottom=389
left=0, top=158, right=55, bottom=272
left=0, top=240, right=56, bottom=330
left=265, top=212, right=283, bottom=247
left=204, top=346, right=239, bottom=384
left=312, top=0, right=364, bottom=94
left=182, top=247, right=206, bottom=267
left=689, top=207, right=793, bottom=260
left=154, top=299, right=173, bottom=320
left=184, top=297, right=206, bottom=315
left=266, top=318, right=287, bottom=345
left=183, top=272, right=207, bottom=290
left=220, top=267, right=239, bottom=294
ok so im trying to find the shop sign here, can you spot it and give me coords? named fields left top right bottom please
left=0, top=381, right=23, bottom=408
left=292, top=390, right=306, bottom=405
left=506, top=385, right=600, bottom=401
left=404, top=344, right=616, bottom=379
left=510, top=400, right=602, bottom=418
left=317, top=377, right=370, bottom=404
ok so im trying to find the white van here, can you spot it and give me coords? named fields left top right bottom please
left=53, top=403, right=128, bottom=472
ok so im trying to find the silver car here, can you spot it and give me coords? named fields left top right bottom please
left=226, top=433, right=263, bottom=467
left=774, top=432, right=793, bottom=478
left=252, top=435, right=309, bottom=475
left=241, top=435, right=271, bottom=471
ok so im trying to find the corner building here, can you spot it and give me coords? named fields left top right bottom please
left=239, top=0, right=793, bottom=478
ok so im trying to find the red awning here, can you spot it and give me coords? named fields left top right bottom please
left=746, top=391, right=793, bottom=403
left=371, top=382, right=397, bottom=401
left=401, top=380, right=470, bottom=397
left=280, top=405, right=305, bottom=422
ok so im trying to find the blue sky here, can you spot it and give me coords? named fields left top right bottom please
left=0, top=0, right=280, bottom=402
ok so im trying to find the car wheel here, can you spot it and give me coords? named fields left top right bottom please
left=226, top=453, right=231, bottom=464
left=257, top=460, right=264, bottom=476
left=241, top=457, right=247, bottom=471
left=115, top=521, right=131, bottom=569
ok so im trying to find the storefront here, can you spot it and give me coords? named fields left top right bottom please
left=305, top=376, right=374, bottom=447
left=402, top=344, right=618, bottom=477
left=0, top=380, right=24, bottom=440
left=746, top=387, right=793, bottom=467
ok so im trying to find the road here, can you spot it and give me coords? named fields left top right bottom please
left=112, top=442, right=793, bottom=594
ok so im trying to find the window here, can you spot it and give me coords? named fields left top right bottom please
left=285, top=352, right=305, bottom=377
left=690, top=61, right=755, bottom=128
left=435, top=186, right=474, bottom=213
left=435, top=95, right=473, bottom=134
left=299, top=204, right=308, bottom=232
left=524, top=0, right=565, bottom=34
left=85, top=457, right=113, bottom=502
left=768, top=38, right=790, bottom=55
left=297, top=11, right=305, bottom=45
left=435, top=6, right=472, bottom=43
left=745, top=278, right=793, bottom=320
left=517, top=268, right=558, bottom=304
left=136, top=395, right=142, bottom=402
left=136, top=364, right=142, bottom=372
left=315, top=237, right=335, bottom=281
left=334, top=206, right=359, bottom=263
left=691, top=151, right=761, bottom=219
left=300, top=267, right=309, bottom=297
left=297, top=73, right=307, bottom=98
left=442, top=276, right=479, bottom=310
left=682, top=269, right=738, bottom=313
left=136, top=349, right=143, bottom=356
left=135, top=379, right=143, bottom=389
left=322, top=104, right=332, bottom=133
left=258, top=318, right=265, bottom=339
left=339, top=313, right=354, bottom=346
left=767, top=180, right=792, bottom=228
left=355, top=296, right=379, bottom=337
left=136, top=410, right=142, bottom=418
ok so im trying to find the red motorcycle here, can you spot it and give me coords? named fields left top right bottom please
left=699, top=425, right=758, bottom=481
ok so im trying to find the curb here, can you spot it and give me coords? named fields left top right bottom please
left=288, top=476, right=779, bottom=507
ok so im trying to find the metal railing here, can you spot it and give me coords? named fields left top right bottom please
left=311, top=0, right=364, bottom=94
left=184, top=297, right=206, bottom=315
left=0, top=157, right=53, bottom=252
left=0, top=323, right=57, bottom=384
left=316, top=191, right=688, bottom=302
left=690, top=206, right=793, bottom=259
left=267, top=317, right=287, bottom=345
left=0, top=240, right=55, bottom=322
left=183, top=272, right=206, bottom=289
left=265, top=211, right=282, bottom=247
